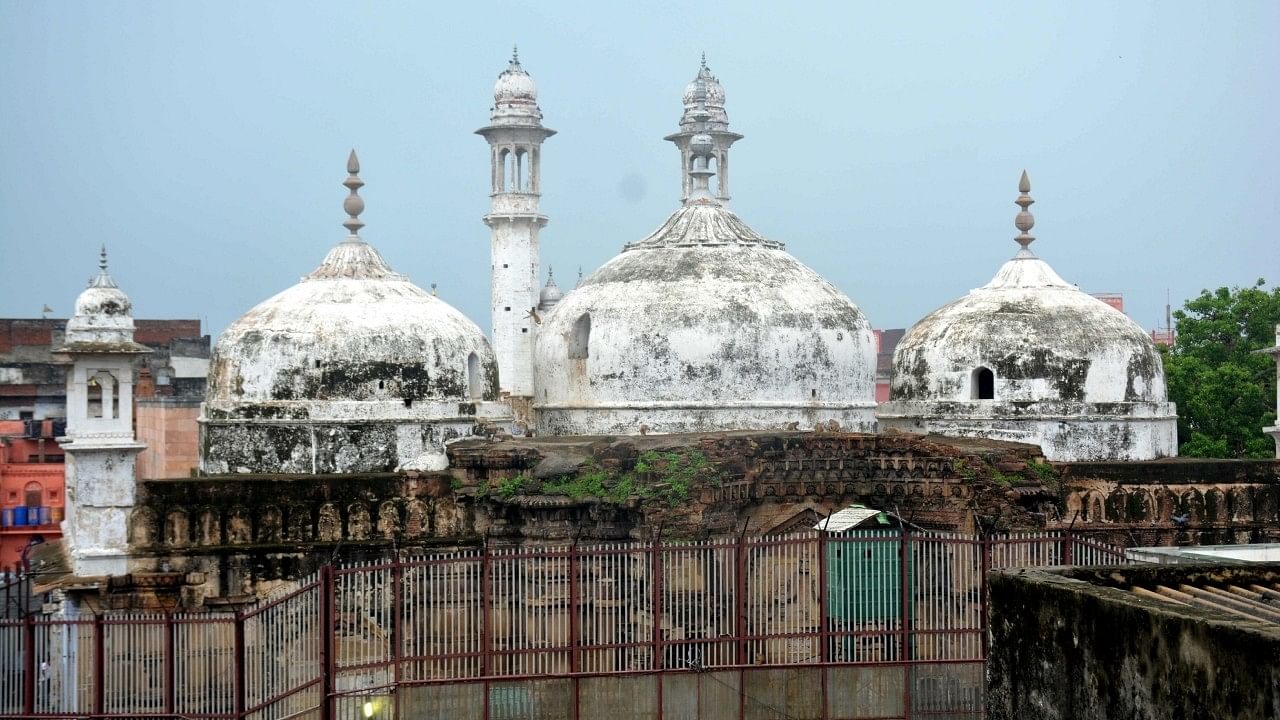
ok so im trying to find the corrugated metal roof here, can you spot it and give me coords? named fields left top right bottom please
left=1132, top=582, right=1280, bottom=626
left=814, top=504, right=891, bottom=533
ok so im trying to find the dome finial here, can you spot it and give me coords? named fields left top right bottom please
left=1014, top=169, right=1036, bottom=254
left=99, top=244, right=108, bottom=272
left=343, top=149, right=366, bottom=238
left=701, top=51, right=707, bottom=69
left=512, top=44, right=520, bottom=65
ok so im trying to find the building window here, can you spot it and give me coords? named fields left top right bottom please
left=569, top=313, right=591, bottom=359
left=972, top=367, right=995, bottom=400
left=87, top=370, right=119, bottom=419
left=24, top=482, right=42, bottom=509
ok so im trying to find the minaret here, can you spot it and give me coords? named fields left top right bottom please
left=1264, top=325, right=1280, bottom=457
left=476, top=47, right=555, bottom=409
left=55, top=247, right=151, bottom=577
left=665, top=55, right=742, bottom=203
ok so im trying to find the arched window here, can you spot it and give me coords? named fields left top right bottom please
left=569, top=313, right=591, bottom=360
left=467, top=352, right=483, bottom=399
left=87, top=370, right=119, bottom=419
left=515, top=148, right=527, bottom=192
left=24, top=482, right=42, bottom=509
left=499, top=149, right=512, bottom=192
left=971, top=367, right=995, bottom=400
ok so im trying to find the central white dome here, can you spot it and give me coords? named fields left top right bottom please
left=533, top=200, right=876, bottom=435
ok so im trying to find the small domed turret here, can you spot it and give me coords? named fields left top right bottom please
left=538, top=267, right=563, bottom=311
left=64, top=247, right=147, bottom=351
left=490, top=46, right=542, bottom=125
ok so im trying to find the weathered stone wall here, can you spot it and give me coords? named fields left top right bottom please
left=1056, top=458, right=1280, bottom=546
left=127, top=430, right=1280, bottom=605
left=987, top=564, right=1280, bottom=720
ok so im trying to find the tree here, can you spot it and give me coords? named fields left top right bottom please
left=1161, top=279, right=1280, bottom=458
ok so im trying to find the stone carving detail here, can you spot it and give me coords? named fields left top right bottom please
left=404, top=499, right=428, bottom=537
left=377, top=502, right=401, bottom=539
left=318, top=503, right=342, bottom=542
left=164, top=510, right=189, bottom=548
left=128, top=508, right=157, bottom=546
left=259, top=505, right=283, bottom=543
left=227, top=507, right=252, bottom=544
left=348, top=503, right=371, bottom=541
left=287, top=505, right=313, bottom=542
left=196, top=508, right=221, bottom=546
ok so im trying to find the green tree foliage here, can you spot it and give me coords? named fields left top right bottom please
left=1161, top=279, right=1279, bottom=458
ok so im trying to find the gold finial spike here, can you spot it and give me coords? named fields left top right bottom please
left=1014, top=170, right=1036, bottom=251
left=343, top=149, right=365, bottom=236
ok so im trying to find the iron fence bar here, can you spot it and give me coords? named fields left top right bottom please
left=163, top=613, right=176, bottom=716
left=390, top=560, right=402, bottom=720
left=900, top=528, right=912, bottom=720
left=22, top=613, right=34, bottom=716
left=232, top=611, right=245, bottom=720
left=735, top=533, right=747, bottom=665
left=319, top=565, right=335, bottom=720
left=817, top=534, right=830, bottom=720
left=93, top=613, right=105, bottom=717
left=568, top=542, right=580, bottom=720
left=481, top=543, right=491, bottom=720
left=980, top=532, right=991, bottom=660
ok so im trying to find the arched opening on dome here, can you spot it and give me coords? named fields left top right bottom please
left=467, top=353, right=483, bottom=399
left=87, top=370, right=119, bottom=419
left=971, top=367, right=995, bottom=400
left=569, top=313, right=591, bottom=360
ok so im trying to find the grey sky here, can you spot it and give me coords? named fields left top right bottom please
left=2, top=1, right=1277, bottom=340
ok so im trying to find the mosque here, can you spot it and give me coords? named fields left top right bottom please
left=51, top=52, right=1179, bottom=576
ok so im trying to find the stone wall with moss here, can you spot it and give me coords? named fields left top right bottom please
left=987, top=564, right=1280, bottom=720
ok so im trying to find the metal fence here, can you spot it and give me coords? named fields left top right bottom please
left=0, top=530, right=1129, bottom=720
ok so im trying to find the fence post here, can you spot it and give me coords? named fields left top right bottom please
left=735, top=534, right=747, bottom=666
left=899, top=528, right=912, bottom=720
left=568, top=542, right=580, bottom=720
left=980, top=533, right=992, bottom=660
left=1062, top=529, right=1074, bottom=567
left=391, top=560, right=403, bottom=719
left=21, top=613, right=35, bottom=716
left=91, top=613, right=106, bottom=716
left=816, top=533, right=829, bottom=720
left=319, top=565, right=336, bottom=720
left=164, top=613, right=176, bottom=716
left=233, top=611, right=246, bottom=720
left=480, top=543, right=492, bottom=720
left=651, top=539, right=663, bottom=671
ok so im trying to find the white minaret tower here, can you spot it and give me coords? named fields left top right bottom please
left=477, top=47, right=555, bottom=414
left=55, top=247, right=150, bottom=577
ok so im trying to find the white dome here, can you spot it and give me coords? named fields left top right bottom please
left=62, top=249, right=146, bottom=351
left=495, top=64, right=537, bottom=103
left=207, top=239, right=497, bottom=406
left=533, top=201, right=877, bottom=435
left=879, top=172, right=1176, bottom=461
left=890, top=253, right=1167, bottom=404
left=683, top=65, right=726, bottom=109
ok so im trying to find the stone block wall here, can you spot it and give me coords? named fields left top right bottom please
left=987, top=564, right=1280, bottom=720
left=136, top=397, right=201, bottom=479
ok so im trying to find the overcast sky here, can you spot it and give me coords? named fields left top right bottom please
left=1, top=1, right=1276, bottom=340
